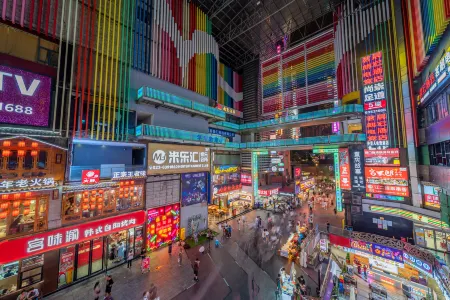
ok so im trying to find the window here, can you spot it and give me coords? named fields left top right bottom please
left=91, top=238, right=104, bottom=273
left=37, top=151, right=47, bottom=169
left=0, top=194, right=48, bottom=239
left=58, top=246, right=75, bottom=287
left=76, top=241, right=90, bottom=279
left=20, top=255, right=44, bottom=288
left=0, top=261, right=19, bottom=297
left=23, top=151, right=33, bottom=170
left=7, top=151, right=18, bottom=170
left=436, top=231, right=448, bottom=252
left=429, top=140, right=450, bottom=166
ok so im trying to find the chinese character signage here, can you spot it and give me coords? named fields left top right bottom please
left=334, top=152, right=342, bottom=211
left=349, top=146, right=365, bottom=192
left=403, top=253, right=432, bottom=275
left=81, top=170, right=100, bottom=184
left=423, top=185, right=441, bottom=209
left=146, top=204, right=180, bottom=251
left=339, top=149, right=351, bottom=190
left=240, top=173, right=252, bottom=185
left=0, top=210, right=145, bottom=264
left=147, top=144, right=210, bottom=175
left=208, top=127, right=236, bottom=138
left=332, top=122, right=340, bottom=133
left=418, top=49, right=450, bottom=105
left=365, top=167, right=409, bottom=197
left=215, top=103, right=243, bottom=118
left=213, top=183, right=242, bottom=194
left=181, top=172, right=207, bottom=207
left=361, top=52, right=390, bottom=149
left=364, top=148, right=400, bottom=166
left=294, top=167, right=301, bottom=179
left=112, top=170, right=146, bottom=180
left=372, top=243, right=403, bottom=264
left=0, top=177, right=56, bottom=191
left=258, top=188, right=280, bottom=197
left=213, top=165, right=240, bottom=174
left=0, top=65, right=52, bottom=127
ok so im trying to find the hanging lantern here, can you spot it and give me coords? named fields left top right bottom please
left=13, top=193, right=21, bottom=199
left=18, top=141, right=25, bottom=147
left=119, top=194, right=124, bottom=198
left=12, top=201, right=20, bottom=208
left=91, top=190, right=96, bottom=195
left=23, top=200, right=31, bottom=206
left=1, top=195, right=9, bottom=200
left=83, top=197, right=89, bottom=203
left=0, top=212, right=7, bottom=219
left=84, top=191, right=89, bottom=196
left=82, top=204, right=89, bottom=210
left=97, top=204, right=103, bottom=210
left=130, top=181, right=135, bottom=185
left=2, top=141, right=11, bottom=147
left=0, top=203, right=9, bottom=209
left=90, top=204, right=96, bottom=210
left=23, top=209, right=30, bottom=215
left=97, top=197, right=103, bottom=202
left=17, top=150, right=25, bottom=157
left=31, top=142, right=38, bottom=148
left=12, top=209, right=19, bottom=217
left=2, top=150, right=11, bottom=157
left=119, top=182, right=124, bottom=187
left=99, top=190, right=104, bottom=194
left=119, top=188, right=124, bottom=192
left=31, top=150, right=38, bottom=156
left=25, top=192, right=32, bottom=197
left=124, top=194, right=129, bottom=198
left=125, top=181, right=130, bottom=185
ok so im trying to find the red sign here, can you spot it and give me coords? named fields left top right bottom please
left=0, top=210, right=145, bottom=264
left=241, top=173, right=252, bottom=185
left=425, top=194, right=440, bottom=208
left=329, top=234, right=351, bottom=248
left=365, top=167, right=408, bottom=180
left=418, top=73, right=436, bottom=102
left=214, top=183, right=242, bottom=194
left=366, top=184, right=410, bottom=197
left=147, top=204, right=180, bottom=251
left=258, top=188, right=280, bottom=197
left=364, top=99, right=386, bottom=111
left=362, top=51, right=384, bottom=85
left=294, top=167, right=301, bottom=179
left=339, top=149, right=351, bottom=190
left=82, top=170, right=100, bottom=184
left=364, top=148, right=400, bottom=166
left=215, top=103, right=243, bottom=118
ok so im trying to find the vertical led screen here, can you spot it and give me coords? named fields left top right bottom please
left=339, top=149, right=351, bottom=190
left=181, top=172, right=207, bottom=207
left=146, top=204, right=180, bottom=251
left=334, top=152, right=342, bottom=211
left=361, top=52, right=389, bottom=149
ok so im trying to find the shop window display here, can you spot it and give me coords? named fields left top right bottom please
left=0, top=193, right=48, bottom=239
left=0, top=261, right=19, bottom=297
left=58, top=246, right=75, bottom=287
left=20, top=255, right=43, bottom=288
left=91, top=238, right=104, bottom=273
left=76, top=241, right=91, bottom=279
left=107, top=230, right=127, bottom=266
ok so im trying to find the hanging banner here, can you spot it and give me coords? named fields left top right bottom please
left=349, top=145, right=365, bottom=193
left=364, top=148, right=400, bottom=166
left=339, top=149, right=351, bottom=190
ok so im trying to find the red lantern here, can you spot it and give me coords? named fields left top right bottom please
left=120, top=182, right=124, bottom=187
left=23, top=209, right=30, bottom=215
left=97, top=197, right=103, bottom=202
left=82, top=204, right=89, bottom=210
left=125, top=181, right=130, bottom=185
left=12, top=201, right=20, bottom=208
left=23, top=200, right=30, bottom=206
left=0, top=212, right=7, bottom=219
left=13, top=193, right=21, bottom=200
left=91, top=190, right=96, bottom=195
left=83, top=198, right=89, bottom=203
left=31, top=142, right=38, bottom=148
left=99, top=190, right=104, bottom=194
left=17, top=150, right=25, bottom=157
left=31, top=150, right=38, bottom=156
left=2, top=150, right=11, bottom=157
left=130, top=181, right=135, bottom=185
left=18, top=141, right=25, bottom=147
left=1, top=195, right=8, bottom=200
left=2, top=141, right=11, bottom=147
left=90, top=204, right=96, bottom=210
left=0, top=203, right=9, bottom=209
left=119, top=194, right=124, bottom=198
left=25, top=192, right=31, bottom=197
left=119, top=188, right=124, bottom=192
left=83, top=191, right=89, bottom=196
left=12, top=209, right=19, bottom=217
left=97, top=204, right=103, bottom=210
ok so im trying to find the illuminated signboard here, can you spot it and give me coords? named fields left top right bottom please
left=240, top=173, right=252, bottom=185
left=369, top=205, right=449, bottom=228
left=350, top=239, right=373, bottom=254
left=147, top=204, right=180, bottom=251
left=332, top=122, right=340, bottom=133
left=214, top=165, right=240, bottom=174
left=208, top=127, right=235, bottom=138
left=365, top=167, right=409, bottom=197
left=372, top=243, right=403, bottom=264
left=252, top=152, right=258, bottom=198
left=349, top=146, right=365, bottom=192
left=81, top=170, right=100, bottom=184
left=334, top=152, right=342, bottom=211
left=423, top=185, right=441, bottom=209
left=361, top=52, right=389, bottom=149
left=112, top=170, right=147, bottom=180
left=0, top=177, right=56, bottom=190
left=294, top=167, right=301, bottom=179
left=214, top=183, right=242, bottom=194
left=418, top=49, right=450, bottom=105
left=258, top=188, right=280, bottom=197
left=403, top=253, right=432, bottom=275
left=299, top=178, right=315, bottom=191
left=339, top=149, right=351, bottom=190
left=0, top=211, right=145, bottom=264
left=0, top=65, right=52, bottom=127
left=364, top=148, right=400, bottom=166
left=215, top=103, right=243, bottom=118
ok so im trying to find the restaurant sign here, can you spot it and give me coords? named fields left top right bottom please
left=112, top=170, right=146, bottom=180
left=0, top=210, right=146, bottom=264
left=372, top=243, right=403, bottom=264
left=0, top=177, right=56, bottom=191
left=418, top=48, right=450, bottom=105
left=147, top=144, right=210, bottom=175
left=82, top=170, right=100, bottom=184
left=403, top=253, right=432, bottom=275
left=365, top=167, right=409, bottom=197
left=213, top=165, right=240, bottom=174
left=364, top=148, right=400, bottom=166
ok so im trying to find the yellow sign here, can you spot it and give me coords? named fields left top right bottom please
left=213, top=165, right=240, bottom=174
left=180, top=228, right=186, bottom=240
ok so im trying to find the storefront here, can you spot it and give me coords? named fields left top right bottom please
left=414, top=224, right=450, bottom=265
left=255, top=186, right=280, bottom=208
left=146, top=204, right=180, bottom=251
left=0, top=210, right=145, bottom=298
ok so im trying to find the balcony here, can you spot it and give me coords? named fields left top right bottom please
left=136, top=87, right=226, bottom=121
left=69, top=165, right=145, bottom=182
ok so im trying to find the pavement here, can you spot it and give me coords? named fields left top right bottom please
left=45, top=185, right=343, bottom=300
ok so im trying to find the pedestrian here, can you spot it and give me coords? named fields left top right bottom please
left=127, top=249, right=134, bottom=268
left=194, top=232, right=198, bottom=244
left=298, top=275, right=305, bottom=286
left=178, top=249, right=183, bottom=266
left=228, top=224, right=232, bottom=238
left=237, top=218, right=241, bottom=231
left=142, top=291, right=150, bottom=300
left=168, top=241, right=173, bottom=255
left=193, top=258, right=200, bottom=282
left=94, top=282, right=101, bottom=300
left=140, top=246, right=146, bottom=261
left=333, top=208, right=337, bottom=215
left=262, top=228, right=266, bottom=242
left=105, top=274, right=114, bottom=296
left=27, top=288, right=40, bottom=300
left=104, top=292, right=114, bottom=300
left=276, top=274, right=281, bottom=292
left=326, top=221, right=330, bottom=232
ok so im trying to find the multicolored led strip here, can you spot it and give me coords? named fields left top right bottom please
left=218, top=62, right=243, bottom=111
left=406, top=0, right=450, bottom=77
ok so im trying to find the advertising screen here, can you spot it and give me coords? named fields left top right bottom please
left=0, top=65, right=52, bottom=127
left=146, top=204, right=180, bottom=251
left=364, top=148, right=400, bottom=166
left=349, top=146, right=365, bottom=192
left=181, top=172, right=207, bottom=207
left=423, top=185, right=441, bottom=209
left=339, top=149, right=351, bottom=190
left=365, top=167, right=409, bottom=197
left=240, top=173, right=252, bottom=185
left=147, top=144, right=210, bottom=175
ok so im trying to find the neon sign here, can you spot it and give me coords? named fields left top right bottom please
left=147, top=204, right=180, bottom=251
left=418, top=49, right=450, bottom=104
left=334, top=152, right=342, bottom=211
left=361, top=52, right=389, bottom=149
left=339, top=149, right=351, bottom=190
left=0, top=177, right=56, bottom=190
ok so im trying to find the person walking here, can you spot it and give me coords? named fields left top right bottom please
left=93, top=282, right=101, bottom=300
left=168, top=241, right=173, bottom=255
left=193, top=258, right=200, bottom=282
left=178, top=249, right=183, bottom=266
left=237, top=218, right=241, bottom=231
left=276, top=274, right=282, bottom=292
left=105, top=274, right=114, bottom=297
left=140, top=246, right=146, bottom=261
left=326, top=221, right=330, bottom=233
left=127, top=249, right=134, bottom=268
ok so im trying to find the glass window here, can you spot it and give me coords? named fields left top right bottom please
left=436, top=231, right=447, bottom=252
left=0, top=201, right=9, bottom=239
left=116, top=182, right=144, bottom=211
left=91, top=238, right=104, bottom=273
left=58, top=246, right=75, bottom=287
left=37, top=151, right=47, bottom=169
left=425, top=229, right=436, bottom=249
left=76, top=241, right=90, bottom=279
left=0, top=261, right=19, bottom=297
left=23, top=151, right=33, bottom=170
left=107, top=231, right=127, bottom=267
left=7, top=195, right=48, bottom=237
left=134, top=226, right=144, bottom=257
left=62, top=193, right=82, bottom=222
left=7, top=151, right=18, bottom=170
left=20, top=255, right=44, bottom=288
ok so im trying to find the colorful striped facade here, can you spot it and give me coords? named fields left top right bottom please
left=218, top=62, right=243, bottom=111
left=261, top=29, right=336, bottom=115
left=334, top=0, right=406, bottom=148
left=405, top=0, right=450, bottom=77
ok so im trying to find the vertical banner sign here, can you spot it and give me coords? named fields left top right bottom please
left=339, top=149, right=351, bottom=190
left=349, top=146, right=366, bottom=193
left=334, top=152, right=342, bottom=211
left=361, top=52, right=389, bottom=149
left=252, top=152, right=258, bottom=199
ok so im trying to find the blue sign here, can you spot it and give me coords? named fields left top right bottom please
left=181, top=172, right=208, bottom=207
left=372, top=243, right=403, bottom=264
left=209, top=127, right=235, bottom=138
left=403, top=253, right=432, bottom=275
